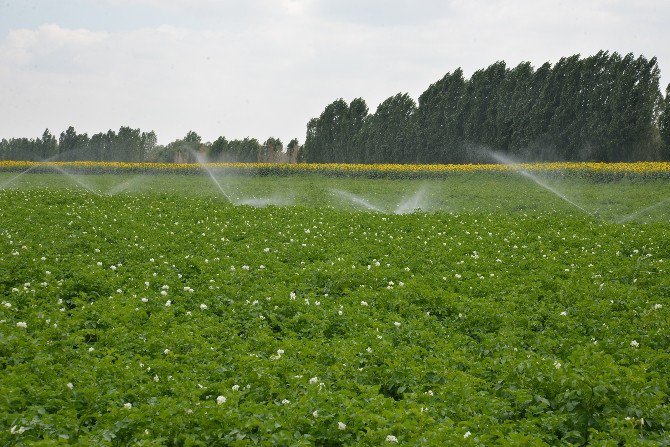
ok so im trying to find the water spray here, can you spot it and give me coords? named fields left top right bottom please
left=487, top=150, right=593, bottom=216
left=188, top=149, right=233, bottom=202
left=331, top=189, right=384, bottom=212
left=616, top=197, right=670, bottom=223
left=106, top=175, right=147, bottom=196
left=395, top=185, right=430, bottom=214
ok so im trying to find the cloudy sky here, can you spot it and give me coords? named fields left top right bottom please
left=1, top=0, right=668, bottom=145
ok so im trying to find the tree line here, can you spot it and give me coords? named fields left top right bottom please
left=0, top=128, right=301, bottom=164
left=302, top=51, right=670, bottom=163
left=2, top=51, right=670, bottom=164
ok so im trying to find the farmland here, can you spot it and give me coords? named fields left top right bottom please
left=1, top=170, right=670, bottom=446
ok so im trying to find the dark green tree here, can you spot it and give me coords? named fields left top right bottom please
left=261, top=137, right=283, bottom=162
left=659, top=83, right=670, bottom=159
left=286, top=138, right=300, bottom=163
left=209, top=136, right=229, bottom=161
left=58, top=127, right=90, bottom=160
left=462, top=61, right=507, bottom=150
left=229, top=138, right=262, bottom=162
left=40, top=129, right=58, bottom=160
left=88, top=131, right=115, bottom=161
left=114, top=126, right=144, bottom=162
left=363, top=93, right=417, bottom=163
left=415, top=68, right=467, bottom=163
left=140, top=131, right=157, bottom=162
left=494, top=62, right=533, bottom=152
left=302, top=99, right=351, bottom=162
left=346, top=98, right=369, bottom=162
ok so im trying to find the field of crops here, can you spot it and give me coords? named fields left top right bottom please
left=1, top=169, right=670, bottom=446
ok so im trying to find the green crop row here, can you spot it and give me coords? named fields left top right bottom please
left=1, top=176, right=669, bottom=445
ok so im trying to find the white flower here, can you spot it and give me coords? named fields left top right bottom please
left=66, top=382, right=74, bottom=389
left=281, top=398, right=290, bottom=405
left=16, top=322, right=27, bottom=328
left=455, top=273, right=462, bottom=279
left=163, top=349, right=170, bottom=355
left=653, top=304, right=662, bottom=309
left=560, top=311, right=568, bottom=316
left=277, top=349, right=284, bottom=355
left=161, top=290, right=168, bottom=296
left=554, top=361, right=562, bottom=369
left=394, top=321, right=401, bottom=327
left=124, top=402, right=132, bottom=409
left=386, top=435, right=398, bottom=443
left=259, top=265, right=265, bottom=269
left=165, top=300, right=172, bottom=307
left=312, top=410, right=318, bottom=417
left=337, top=422, right=347, bottom=430
left=88, top=347, right=94, bottom=352
left=464, top=431, right=471, bottom=438
left=309, top=377, right=319, bottom=384
left=631, top=340, right=640, bottom=348
left=289, top=291, right=296, bottom=300
left=96, top=262, right=102, bottom=266
left=144, top=281, right=150, bottom=287
left=153, top=375, right=160, bottom=382
left=360, top=301, right=368, bottom=307
left=242, top=265, right=250, bottom=270
left=141, top=297, right=149, bottom=303
left=200, top=303, right=208, bottom=310
left=366, top=347, right=372, bottom=353
left=2, top=301, right=11, bottom=308
left=216, top=395, right=226, bottom=405
left=110, top=265, right=117, bottom=271
left=232, top=384, right=240, bottom=391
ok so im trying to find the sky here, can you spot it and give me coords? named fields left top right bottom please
left=1, top=0, right=669, bottom=145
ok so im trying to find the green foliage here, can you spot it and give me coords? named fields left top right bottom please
left=206, top=137, right=265, bottom=163
left=261, top=137, right=283, bottom=163
left=147, top=131, right=205, bottom=163
left=659, top=84, right=670, bottom=159
left=362, top=93, right=417, bottom=164
left=286, top=138, right=301, bottom=163
left=303, top=52, right=666, bottom=164
left=303, top=98, right=369, bottom=163
left=0, top=174, right=669, bottom=445
left=0, top=127, right=157, bottom=163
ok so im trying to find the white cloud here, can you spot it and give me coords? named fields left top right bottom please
left=1, top=0, right=668, bottom=145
